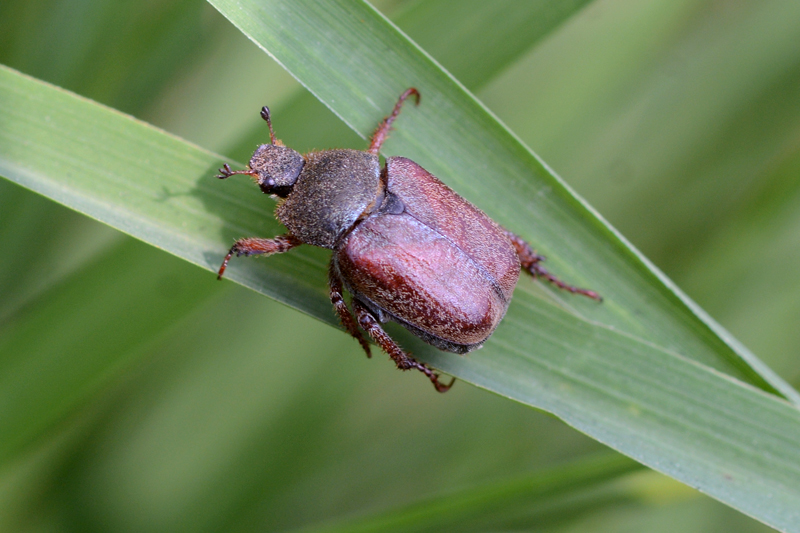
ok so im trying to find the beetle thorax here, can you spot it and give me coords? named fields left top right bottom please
left=275, top=149, right=383, bottom=249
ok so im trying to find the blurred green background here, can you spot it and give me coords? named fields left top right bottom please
left=1, top=0, right=798, bottom=531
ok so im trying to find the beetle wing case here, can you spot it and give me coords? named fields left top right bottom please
left=335, top=157, right=520, bottom=352
left=385, top=157, right=520, bottom=299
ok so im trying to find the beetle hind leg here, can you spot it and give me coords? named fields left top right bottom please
left=503, top=230, right=601, bottom=301
left=352, top=300, right=455, bottom=393
left=329, top=264, right=372, bottom=359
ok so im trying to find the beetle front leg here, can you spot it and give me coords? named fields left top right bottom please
left=217, top=234, right=301, bottom=280
left=503, top=230, right=602, bottom=301
left=352, top=300, right=455, bottom=393
left=329, top=264, right=372, bottom=359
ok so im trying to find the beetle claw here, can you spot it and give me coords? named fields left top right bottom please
left=412, top=359, right=456, bottom=392
left=216, top=163, right=233, bottom=179
left=433, top=375, right=456, bottom=393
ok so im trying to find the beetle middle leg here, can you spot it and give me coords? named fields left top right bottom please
left=503, top=230, right=601, bottom=301
left=352, top=300, right=455, bottom=393
left=217, top=234, right=301, bottom=280
left=329, top=264, right=372, bottom=359
left=367, top=88, right=420, bottom=155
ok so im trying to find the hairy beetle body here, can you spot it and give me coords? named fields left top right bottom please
left=215, top=88, right=600, bottom=392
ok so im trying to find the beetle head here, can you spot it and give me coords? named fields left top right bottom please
left=248, top=143, right=304, bottom=198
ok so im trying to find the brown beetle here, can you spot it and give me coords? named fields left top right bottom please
left=216, top=89, right=600, bottom=392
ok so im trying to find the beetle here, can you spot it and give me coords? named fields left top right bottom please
left=216, top=88, right=600, bottom=392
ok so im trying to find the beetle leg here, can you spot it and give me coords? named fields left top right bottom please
left=353, top=300, right=455, bottom=393
left=329, top=264, right=372, bottom=359
left=503, top=230, right=602, bottom=301
left=217, top=234, right=301, bottom=280
left=367, top=88, right=420, bottom=155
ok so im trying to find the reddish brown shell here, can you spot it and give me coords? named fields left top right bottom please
left=335, top=157, right=520, bottom=349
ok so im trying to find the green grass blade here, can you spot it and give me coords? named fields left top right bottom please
left=0, top=0, right=217, bottom=116
left=0, top=234, right=221, bottom=465
left=396, top=0, right=594, bottom=90
left=295, top=452, right=642, bottom=533
left=0, top=180, right=121, bottom=323
left=226, top=0, right=592, bottom=168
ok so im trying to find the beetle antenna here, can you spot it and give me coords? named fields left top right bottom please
left=260, top=106, right=277, bottom=145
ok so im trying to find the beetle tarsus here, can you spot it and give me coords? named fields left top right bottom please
left=527, top=262, right=602, bottom=301
left=217, top=234, right=301, bottom=280
left=503, top=230, right=602, bottom=302
left=217, top=249, right=235, bottom=280
left=216, top=163, right=236, bottom=179
left=367, top=87, right=420, bottom=155
left=353, top=300, right=454, bottom=393
left=329, top=264, right=372, bottom=358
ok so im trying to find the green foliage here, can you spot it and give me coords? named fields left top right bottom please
left=0, top=0, right=798, bottom=531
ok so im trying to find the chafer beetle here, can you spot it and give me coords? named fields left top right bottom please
left=216, top=88, right=600, bottom=392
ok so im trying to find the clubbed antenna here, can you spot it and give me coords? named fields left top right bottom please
left=260, top=106, right=277, bottom=145
left=216, top=163, right=257, bottom=180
